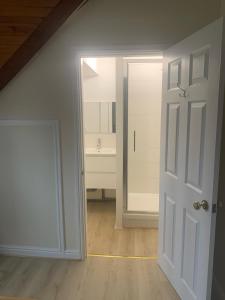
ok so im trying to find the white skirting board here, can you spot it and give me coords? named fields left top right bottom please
left=123, top=212, right=158, bottom=228
left=0, top=245, right=81, bottom=260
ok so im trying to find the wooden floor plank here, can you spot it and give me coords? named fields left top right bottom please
left=0, top=256, right=180, bottom=300
left=87, top=200, right=158, bottom=257
left=0, top=201, right=180, bottom=300
left=0, top=296, right=34, bottom=299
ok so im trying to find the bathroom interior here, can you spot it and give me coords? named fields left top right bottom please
left=81, top=55, right=162, bottom=257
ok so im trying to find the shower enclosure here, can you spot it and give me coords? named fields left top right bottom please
left=124, top=58, right=162, bottom=215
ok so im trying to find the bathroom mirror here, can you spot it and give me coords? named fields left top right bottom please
left=83, top=101, right=116, bottom=134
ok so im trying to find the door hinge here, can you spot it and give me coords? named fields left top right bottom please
left=212, top=204, right=217, bottom=214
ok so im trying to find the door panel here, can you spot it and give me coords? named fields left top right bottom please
left=189, top=48, right=209, bottom=85
left=168, top=59, right=182, bottom=89
left=163, top=194, right=176, bottom=265
left=159, top=18, right=225, bottom=300
left=181, top=210, right=199, bottom=295
left=165, top=103, right=180, bottom=176
left=185, top=101, right=206, bottom=190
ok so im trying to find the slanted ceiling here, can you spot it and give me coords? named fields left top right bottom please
left=0, top=0, right=86, bottom=90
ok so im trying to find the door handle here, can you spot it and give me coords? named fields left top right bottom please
left=193, top=200, right=209, bottom=211
left=133, top=130, right=136, bottom=152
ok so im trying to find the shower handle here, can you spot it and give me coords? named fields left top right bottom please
left=133, top=130, right=136, bottom=152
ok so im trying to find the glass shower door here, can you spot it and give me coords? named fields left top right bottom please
left=125, top=59, right=162, bottom=213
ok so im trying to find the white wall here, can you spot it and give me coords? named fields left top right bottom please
left=82, top=57, right=116, bottom=149
left=82, top=57, right=116, bottom=102
left=82, top=57, right=117, bottom=202
left=0, top=121, right=64, bottom=256
left=0, top=0, right=221, bottom=257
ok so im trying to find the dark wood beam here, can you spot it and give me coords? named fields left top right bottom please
left=0, top=0, right=61, bottom=8
left=0, top=0, right=87, bottom=90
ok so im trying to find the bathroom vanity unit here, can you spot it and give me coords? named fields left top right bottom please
left=85, top=148, right=116, bottom=189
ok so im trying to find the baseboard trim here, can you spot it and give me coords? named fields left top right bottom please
left=212, top=276, right=225, bottom=300
left=0, top=245, right=81, bottom=260
left=64, top=249, right=82, bottom=259
left=123, top=212, right=158, bottom=228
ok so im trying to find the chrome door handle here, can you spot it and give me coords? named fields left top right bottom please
left=133, top=130, right=136, bottom=152
left=193, top=200, right=209, bottom=211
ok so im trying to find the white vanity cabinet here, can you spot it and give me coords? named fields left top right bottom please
left=85, top=149, right=116, bottom=189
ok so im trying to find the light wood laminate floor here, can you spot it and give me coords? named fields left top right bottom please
left=0, top=297, right=33, bottom=300
left=0, top=201, right=180, bottom=300
left=87, top=200, right=158, bottom=257
left=0, top=255, right=180, bottom=300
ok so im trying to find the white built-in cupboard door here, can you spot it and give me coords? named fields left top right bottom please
left=159, top=18, right=225, bottom=300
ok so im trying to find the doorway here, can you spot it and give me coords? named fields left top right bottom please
left=79, top=54, right=163, bottom=258
left=77, top=19, right=225, bottom=299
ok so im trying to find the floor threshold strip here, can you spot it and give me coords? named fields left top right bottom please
left=88, top=253, right=158, bottom=260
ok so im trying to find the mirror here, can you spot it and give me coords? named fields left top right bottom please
left=83, top=102, right=116, bottom=134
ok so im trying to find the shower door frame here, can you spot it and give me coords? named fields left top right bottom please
left=123, top=57, right=163, bottom=214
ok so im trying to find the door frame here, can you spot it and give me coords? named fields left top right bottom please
left=73, top=46, right=166, bottom=259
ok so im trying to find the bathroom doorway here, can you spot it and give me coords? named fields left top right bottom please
left=76, top=20, right=225, bottom=300
left=79, top=53, right=163, bottom=258
left=81, top=56, right=118, bottom=255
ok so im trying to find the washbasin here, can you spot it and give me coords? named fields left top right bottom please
left=85, top=147, right=116, bottom=156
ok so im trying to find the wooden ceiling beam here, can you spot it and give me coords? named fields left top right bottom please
left=0, top=6, right=52, bottom=18
left=0, top=0, right=87, bottom=90
left=0, top=0, right=61, bottom=8
left=0, top=16, right=42, bottom=24
left=0, top=36, right=28, bottom=44
left=0, top=23, right=37, bottom=36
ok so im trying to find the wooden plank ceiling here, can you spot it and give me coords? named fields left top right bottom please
left=0, top=0, right=86, bottom=90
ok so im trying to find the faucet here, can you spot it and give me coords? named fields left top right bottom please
left=96, top=138, right=102, bottom=152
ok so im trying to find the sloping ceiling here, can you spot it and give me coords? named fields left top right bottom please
left=0, top=0, right=86, bottom=90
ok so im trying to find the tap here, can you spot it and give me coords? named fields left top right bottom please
left=97, top=138, right=101, bottom=152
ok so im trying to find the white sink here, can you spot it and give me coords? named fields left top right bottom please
left=85, top=147, right=116, bottom=156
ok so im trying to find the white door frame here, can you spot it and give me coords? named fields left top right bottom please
left=73, top=46, right=166, bottom=259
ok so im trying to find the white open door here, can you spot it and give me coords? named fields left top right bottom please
left=159, top=18, right=225, bottom=300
